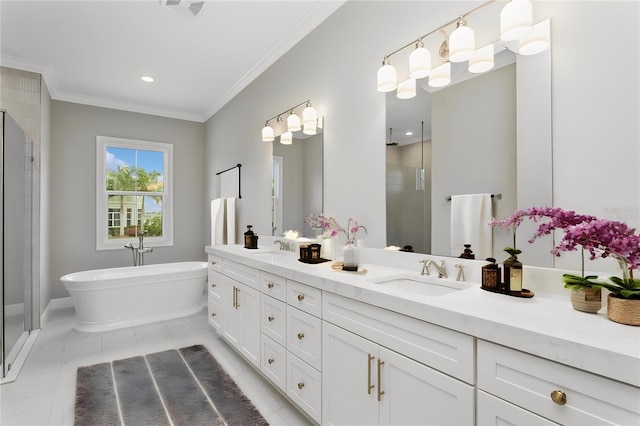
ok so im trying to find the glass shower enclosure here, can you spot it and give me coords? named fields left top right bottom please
left=1, top=110, right=34, bottom=380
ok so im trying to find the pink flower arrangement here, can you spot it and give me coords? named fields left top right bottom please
left=305, top=214, right=367, bottom=243
left=490, top=206, right=640, bottom=299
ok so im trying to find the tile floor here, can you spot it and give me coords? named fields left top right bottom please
left=0, top=302, right=312, bottom=425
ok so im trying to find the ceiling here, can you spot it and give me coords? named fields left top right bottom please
left=0, top=0, right=345, bottom=122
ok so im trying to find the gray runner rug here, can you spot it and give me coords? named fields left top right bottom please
left=74, top=344, right=269, bottom=426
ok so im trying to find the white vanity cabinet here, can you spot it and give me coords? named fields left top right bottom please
left=477, top=339, right=640, bottom=425
left=221, top=260, right=261, bottom=369
left=322, top=293, right=475, bottom=426
left=207, top=254, right=223, bottom=332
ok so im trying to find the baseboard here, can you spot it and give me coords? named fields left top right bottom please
left=41, top=297, right=74, bottom=326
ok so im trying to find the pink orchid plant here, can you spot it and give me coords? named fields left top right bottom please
left=490, top=207, right=640, bottom=299
left=305, top=214, right=367, bottom=244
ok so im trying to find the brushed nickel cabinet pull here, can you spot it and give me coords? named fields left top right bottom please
left=235, top=287, right=240, bottom=308
left=267, top=282, right=274, bottom=289
left=211, top=283, right=216, bottom=288
left=211, top=313, right=216, bottom=317
left=268, top=315, right=274, bottom=322
left=297, top=382, right=305, bottom=390
left=297, top=294, right=305, bottom=301
left=377, top=358, right=385, bottom=402
left=232, top=286, right=236, bottom=308
left=551, top=390, right=567, bottom=405
left=297, top=332, right=305, bottom=340
left=268, top=358, right=274, bottom=364
left=367, top=353, right=375, bottom=394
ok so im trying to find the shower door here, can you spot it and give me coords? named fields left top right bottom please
left=1, top=111, right=33, bottom=379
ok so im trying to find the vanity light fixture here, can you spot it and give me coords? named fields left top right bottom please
left=468, top=44, right=495, bottom=73
left=518, top=20, right=550, bottom=56
left=376, top=0, right=549, bottom=96
left=262, top=122, right=274, bottom=142
left=261, top=100, right=317, bottom=142
left=448, top=16, right=475, bottom=62
left=397, top=78, right=417, bottom=99
left=429, top=62, right=451, bottom=88
left=280, top=131, right=293, bottom=145
left=287, top=110, right=301, bottom=132
left=500, top=0, right=532, bottom=41
left=376, top=57, right=397, bottom=92
left=409, top=40, right=431, bottom=79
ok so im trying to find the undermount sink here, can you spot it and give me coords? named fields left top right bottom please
left=369, top=273, right=472, bottom=297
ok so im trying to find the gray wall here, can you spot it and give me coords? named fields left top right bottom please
left=205, top=1, right=638, bottom=273
left=49, top=101, right=205, bottom=299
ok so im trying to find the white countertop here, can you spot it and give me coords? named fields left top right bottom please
left=206, top=244, right=640, bottom=388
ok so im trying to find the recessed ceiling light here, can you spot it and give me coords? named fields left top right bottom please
left=141, top=76, right=154, bottom=83
left=405, top=131, right=413, bottom=136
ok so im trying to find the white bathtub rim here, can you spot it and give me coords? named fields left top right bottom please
left=73, top=302, right=204, bottom=332
left=61, top=261, right=207, bottom=291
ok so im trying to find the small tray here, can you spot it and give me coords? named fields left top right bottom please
left=330, top=262, right=368, bottom=275
left=481, top=286, right=534, bottom=298
left=298, top=257, right=331, bottom=264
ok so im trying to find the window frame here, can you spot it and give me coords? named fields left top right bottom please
left=96, top=136, right=173, bottom=251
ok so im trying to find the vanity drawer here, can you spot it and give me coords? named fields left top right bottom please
left=223, top=259, right=260, bottom=290
left=477, top=390, right=557, bottom=425
left=261, top=334, right=287, bottom=393
left=287, top=280, right=322, bottom=318
left=261, top=271, right=286, bottom=302
left=208, top=269, right=223, bottom=303
left=477, top=340, right=640, bottom=425
left=207, top=254, right=222, bottom=273
left=261, top=294, right=286, bottom=347
left=287, top=306, right=322, bottom=371
left=323, top=292, right=475, bottom=384
left=207, top=296, right=223, bottom=333
left=287, top=353, right=321, bottom=425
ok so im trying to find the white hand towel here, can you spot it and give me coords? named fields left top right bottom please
left=211, top=198, right=225, bottom=245
left=226, top=197, right=236, bottom=245
left=450, top=194, right=493, bottom=259
left=220, top=169, right=237, bottom=199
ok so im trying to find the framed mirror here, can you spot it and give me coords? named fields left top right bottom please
left=386, top=37, right=552, bottom=267
left=272, top=120, right=323, bottom=238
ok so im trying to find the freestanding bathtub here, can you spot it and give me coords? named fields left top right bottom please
left=60, top=261, right=207, bottom=332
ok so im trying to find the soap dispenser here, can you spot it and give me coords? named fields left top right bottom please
left=244, top=225, right=258, bottom=249
left=503, top=248, right=523, bottom=293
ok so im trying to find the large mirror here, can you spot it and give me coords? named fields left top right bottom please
left=386, top=37, right=552, bottom=267
left=272, top=122, right=323, bottom=238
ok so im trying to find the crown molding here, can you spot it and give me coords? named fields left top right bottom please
left=202, top=0, right=346, bottom=121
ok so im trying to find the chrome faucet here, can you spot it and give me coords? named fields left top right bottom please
left=124, top=230, right=153, bottom=266
left=419, top=258, right=448, bottom=278
left=273, top=240, right=291, bottom=251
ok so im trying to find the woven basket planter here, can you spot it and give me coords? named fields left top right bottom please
left=570, top=287, right=602, bottom=314
left=607, top=294, right=640, bottom=326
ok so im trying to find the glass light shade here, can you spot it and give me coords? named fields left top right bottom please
left=449, top=25, right=475, bottom=62
left=428, top=62, right=451, bottom=88
left=262, top=125, right=274, bottom=142
left=396, top=78, right=416, bottom=99
left=303, top=122, right=317, bottom=135
left=500, top=0, right=533, bottom=41
left=377, top=63, right=397, bottom=92
left=287, top=112, right=301, bottom=132
left=280, top=131, right=293, bottom=145
left=409, top=46, right=431, bottom=79
left=518, top=20, right=550, bottom=56
left=302, top=105, right=317, bottom=126
left=468, top=44, right=494, bottom=73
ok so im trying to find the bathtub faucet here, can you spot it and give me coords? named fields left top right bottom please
left=124, top=231, right=154, bottom=266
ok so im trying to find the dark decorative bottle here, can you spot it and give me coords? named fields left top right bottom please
left=244, top=225, right=258, bottom=249
left=481, top=258, right=501, bottom=291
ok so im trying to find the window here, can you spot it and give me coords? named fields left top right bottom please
left=96, top=136, right=173, bottom=250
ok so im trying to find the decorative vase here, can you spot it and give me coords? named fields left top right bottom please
left=342, top=241, right=359, bottom=271
left=570, top=287, right=602, bottom=313
left=607, top=294, right=640, bottom=326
